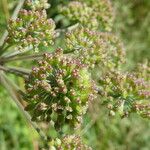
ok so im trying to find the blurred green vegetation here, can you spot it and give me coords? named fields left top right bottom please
left=0, top=0, right=150, bottom=149
left=113, top=0, right=150, bottom=68
left=0, top=86, right=33, bottom=150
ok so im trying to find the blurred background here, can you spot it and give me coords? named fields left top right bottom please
left=0, top=0, right=150, bottom=149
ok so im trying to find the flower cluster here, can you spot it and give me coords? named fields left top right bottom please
left=135, top=60, right=150, bottom=80
left=24, top=48, right=97, bottom=129
left=99, top=62, right=150, bottom=118
left=7, top=1, right=55, bottom=52
left=80, top=0, right=114, bottom=31
left=25, top=0, right=50, bottom=10
left=3, top=0, right=150, bottom=149
left=59, top=1, right=98, bottom=30
left=101, top=32, right=125, bottom=69
left=65, top=26, right=125, bottom=69
left=60, top=0, right=114, bottom=31
left=49, top=135, right=92, bottom=150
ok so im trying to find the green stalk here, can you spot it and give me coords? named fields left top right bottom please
left=0, top=65, right=30, bottom=78
left=0, top=72, right=48, bottom=144
left=1, top=0, right=10, bottom=21
left=1, top=50, right=73, bottom=64
left=1, top=53, right=43, bottom=63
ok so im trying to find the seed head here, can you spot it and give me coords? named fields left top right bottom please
left=65, top=26, right=125, bottom=69
left=7, top=1, right=55, bottom=52
left=60, top=0, right=114, bottom=31
left=49, top=135, right=92, bottom=150
left=99, top=63, right=150, bottom=118
left=24, top=48, right=97, bottom=129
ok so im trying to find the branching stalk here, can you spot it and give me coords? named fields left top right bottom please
left=0, top=65, right=30, bottom=78
left=1, top=53, right=43, bottom=63
left=0, top=50, right=74, bottom=64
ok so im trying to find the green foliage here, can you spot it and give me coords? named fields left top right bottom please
left=0, top=87, right=33, bottom=150
left=83, top=112, right=150, bottom=150
left=113, top=0, right=150, bottom=66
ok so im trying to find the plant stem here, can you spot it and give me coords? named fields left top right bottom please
left=0, top=71, right=48, bottom=142
left=1, top=50, right=73, bottom=64
left=0, top=0, right=25, bottom=55
left=0, top=44, right=12, bottom=56
left=0, top=65, right=30, bottom=78
left=1, top=0, right=10, bottom=21
left=2, top=46, right=33, bottom=57
left=1, top=53, right=43, bottom=63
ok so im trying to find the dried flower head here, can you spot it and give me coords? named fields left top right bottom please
left=24, top=48, right=97, bottom=129
left=49, top=135, right=92, bottom=150
left=99, top=62, right=150, bottom=118
left=7, top=2, right=55, bottom=52
left=60, top=0, right=114, bottom=31
left=65, top=26, right=125, bottom=68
